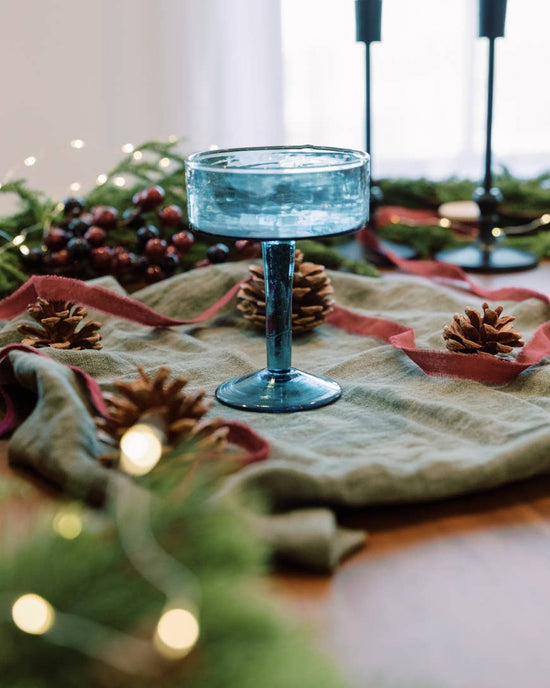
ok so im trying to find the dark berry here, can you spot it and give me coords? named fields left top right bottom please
left=44, top=227, right=70, bottom=250
left=67, top=237, right=91, bottom=258
left=84, top=226, right=107, bottom=247
left=145, top=265, right=166, bottom=283
left=113, top=250, right=132, bottom=271
left=171, top=230, right=194, bottom=254
left=158, top=204, right=183, bottom=227
left=63, top=197, right=85, bottom=218
left=136, top=225, right=160, bottom=251
left=145, top=238, right=168, bottom=263
left=80, top=212, right=94, bottom=225
left=206, top=243, right=230, bottom=264
left=130, top=253, right=148, bottom=273
left=67, top=218, right=91, bottom=237
left=92, top=206, right=118, bottom=229
left=235, top=239, right=261, bottom=258
left=122, top=208, right=146, bottom=229
left=159, top=251, right=180, bottom=276
left=91, top=246, right=114, bottom=273
left=132, top=185, right=166, bottom=211
left=20, top=246, right=45, bottom=269
left=49, top=249, right=70, bottom=267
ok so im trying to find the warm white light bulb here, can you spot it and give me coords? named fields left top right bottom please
left=113, top=176, right=126, bottom=187
left=120, top=423, right=164, bottom=475
left=19, top=245, right=30, bottom=256
left=53, top=510, right=82, bottom=539
left=96, top=174, right=108, bottom=186
left=158, top=157, right=170, bottom=169
left=70, top=139, right=85, bottom=149
left=154, top=608, right=199, bottom=658
left=168, top=135, right=178, bottom=143
left=12, top=234, right=25, bottom=246
left=541, top=214, right=550, bottom=224
left=491, top=227, right=503, bottom=238
left=439, top=218, right=451, bottom=228
left=69, top=182, right=81, bottom=192
left=12, top=594, right=55, bottom=635
left=121, top=143, right=134, bottom=153
left=24, top=156, right=37, bottom=167
left=132, top=150, right=143, bottom=161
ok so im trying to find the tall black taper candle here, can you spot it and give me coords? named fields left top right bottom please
left=479, top=0, right=511, bottom=201
left=354, top=0, right=416, bottom=263
left=435, top=0, right=537, bottom=272
left=356, top=0, right=381, bottom=159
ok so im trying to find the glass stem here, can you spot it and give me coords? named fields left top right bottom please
left=262, top=240, right=295, bottom=374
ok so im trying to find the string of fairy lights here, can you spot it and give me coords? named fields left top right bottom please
left=0, top=137, right=225, bottom=262
left=384, top=203, right=550, bottom=239
left=1, top=134, right=210, bottom=193
left=8, top=416, right=201, bottom=670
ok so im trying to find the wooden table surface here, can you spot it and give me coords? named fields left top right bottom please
left=272, top=261, right=550, bottom=688
left=2, top=260, right=550, bottom=688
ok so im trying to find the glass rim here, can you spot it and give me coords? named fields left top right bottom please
left=185, top=144, right=369, bottom=175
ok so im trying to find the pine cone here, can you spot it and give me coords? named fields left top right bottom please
left=237, top=249, right=334, bottom=334
left=17, top=298, right=102, bottom=350
left=96, top=367, right=228, bottom=462
left=443, top=302, right=524, bottom=356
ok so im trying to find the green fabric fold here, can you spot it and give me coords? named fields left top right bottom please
left=1, top=342, right=364, bottom=570
left=6, top=350, right=110, bottom=505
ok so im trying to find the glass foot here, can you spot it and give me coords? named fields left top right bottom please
left=215, top=368, right=342, bottom=413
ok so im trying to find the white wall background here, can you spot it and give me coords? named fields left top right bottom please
left=282, top=0, right=550, bottom=179
left=0, top=0, right=283, bottom=203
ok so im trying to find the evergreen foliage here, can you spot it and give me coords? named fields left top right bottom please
left=379, top=170, right=550, bottom=216
left=0, top=446, right=347, bottom=688
left=297, top=239, right=379, bottom=276
left=377, top=223, right=461, bottom=258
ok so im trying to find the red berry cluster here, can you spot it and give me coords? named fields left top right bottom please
left=32, top=186, right=197, bottom=284
left=22, top=185, right=262, bottom=284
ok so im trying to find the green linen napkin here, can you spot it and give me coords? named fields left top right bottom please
left=2, top=264, right=550, bottom=570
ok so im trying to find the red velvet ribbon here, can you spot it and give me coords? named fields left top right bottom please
left=360, top=227, right=550, bottom=306
left=0, top=274, right=248, bottom=326
left=1, top=262, right=550, bottom=404
left=376, top=206, right=442, bottom=227
left=326, top=306, right=550, bottom=384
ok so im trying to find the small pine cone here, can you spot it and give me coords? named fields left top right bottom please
left=17, top=298, right=102, bottom=350
left=237, top=249, right=334, bottom=334
left=443, top=302, right=524, bottom=357
left=96, top=366, right=228, bottom=462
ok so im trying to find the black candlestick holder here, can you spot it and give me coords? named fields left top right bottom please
left=355, top=0, right=416, bottom=265
left=435, top=0, right=537, bottom=272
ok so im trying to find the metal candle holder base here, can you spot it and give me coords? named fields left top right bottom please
left=435, top=244, right=538, bottom=273
left=435, top=187, right=538, bottom=273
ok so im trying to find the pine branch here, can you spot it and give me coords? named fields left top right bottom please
left=377, top=222, right=461, bottom=258
left=0, top=447, right=347, bottom=688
